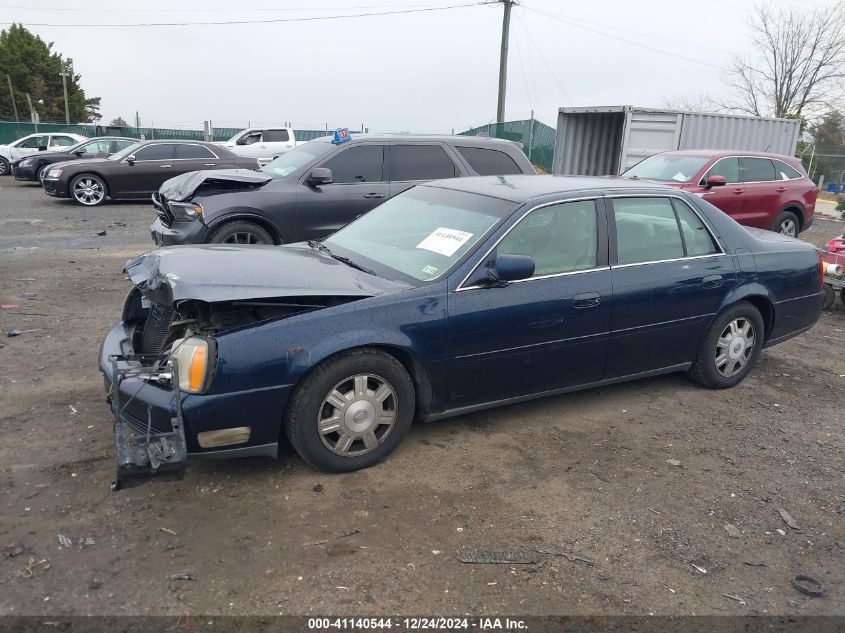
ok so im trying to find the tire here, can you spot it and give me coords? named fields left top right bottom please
left=70, top=173, right=107, bottom=206
left=0, top=157, right=9, bottom=176
left=841, top=288, right=845, bottom=307
left=823, top=284, right=835, bottom=311
left=771, top=210, right=799, bottom=236
left=285, top=348, right=415, bottom=473
left=35, top=164, right=47, bottom=185
left=209, top=220, right=274, bottom=245
left=688, top=301, right=765, bottom=389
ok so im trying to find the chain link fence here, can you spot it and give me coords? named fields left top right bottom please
left=459, top=118, right=555, bottom=172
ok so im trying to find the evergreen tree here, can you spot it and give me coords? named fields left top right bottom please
left=0, top=24, right=101, bottom=123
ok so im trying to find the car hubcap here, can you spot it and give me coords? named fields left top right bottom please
left=715, top=317, right=755, bottom=378
left=73, top=178, right=104, bottom=205
left=317, top=374, right=398, bottom=457
left=38, top=168, right=46, bottom=184
left=779, top=219, right=797, bottom=236
left=0, top=161, right=7, bottom=175
left=222, top=231, right=264, bottom=244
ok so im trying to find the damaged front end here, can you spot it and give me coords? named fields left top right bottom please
left=104, top=245, right=400, bottom=489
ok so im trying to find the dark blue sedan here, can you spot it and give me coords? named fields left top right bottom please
left=100, top=176, right=824, bottom=484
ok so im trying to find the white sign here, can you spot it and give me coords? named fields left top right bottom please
left=416, top=227, right=474, bottom=257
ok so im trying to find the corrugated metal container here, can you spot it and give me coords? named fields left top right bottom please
left=552, top=106, right=800, bottom=176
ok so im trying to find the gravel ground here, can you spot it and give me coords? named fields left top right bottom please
left=0, top=179, right=843, bottom=618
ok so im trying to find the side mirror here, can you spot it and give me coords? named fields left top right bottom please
left=705, top=175, right=726, bottom=189
left=495, top=253, right=535, bottom=282
left=235, top=137, right=248, bottom=146
left=126, top=155, right=136, bottom=166
left=306, top=167, right=333, bottom=186
left=38, top=145, right=48, bottom=152
left=74, top=149, right=85, bottom=157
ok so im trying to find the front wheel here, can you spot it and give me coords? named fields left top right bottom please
left=772, top=211, right=799, bottom=236
left=70, top=174, right=107, bottom=206
left=688, top=302, right=765, bottom=389
left=0, top=157, right=9, bottom=176
left=35, top=164, right=48, bottom=184
left=285, top=349, right=415, bottom=472
left=209, top=220, right=274, bottom=245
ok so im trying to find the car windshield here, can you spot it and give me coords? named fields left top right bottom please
left=260, top=141, right=335, bottom=178
left=623, top=154, right=711, bottom=182
left=107, top=142, right=143, bottom=161
left=324, top=185, right=517, bottom=284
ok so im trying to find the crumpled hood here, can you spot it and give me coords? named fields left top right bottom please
left=159, top=169, right=272, bottom=202
left=125, top=243, right=408, bottom=305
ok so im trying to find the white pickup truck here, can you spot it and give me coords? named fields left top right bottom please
left=216, top=127, right=296, bottom=165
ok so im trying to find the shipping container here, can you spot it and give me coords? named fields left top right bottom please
left=552, top=106, right=800, bottom=176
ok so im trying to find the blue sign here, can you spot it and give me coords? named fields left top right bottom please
left=332, top=128, right=352, bottom=144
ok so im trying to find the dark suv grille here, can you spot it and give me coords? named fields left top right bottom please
left=151, top=193, right=174, bottom=227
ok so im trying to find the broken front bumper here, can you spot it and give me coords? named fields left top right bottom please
left=100, top=322, right=187, bottom=490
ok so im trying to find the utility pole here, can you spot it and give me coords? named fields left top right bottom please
left=61, top=58, right=73, bottom=125
left=496, top=0, right=516, bottom=124
left=6, top=74, right=18, bottom=122
left=25, top=93, right=37, bottom=132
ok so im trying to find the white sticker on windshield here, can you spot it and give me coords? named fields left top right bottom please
left=672, top=171, right=688, bottom=182
left=416, top=227, right=474, bottom=257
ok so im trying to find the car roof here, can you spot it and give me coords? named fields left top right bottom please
left=82, top=136, right=137, bottom=141
left=132, top=139, right=217, bottom=146
left=311, top=134, right=521, bottom=148
left=424, top=174, right=678, bottom=202
left=656, top=149, right=799, bottom=162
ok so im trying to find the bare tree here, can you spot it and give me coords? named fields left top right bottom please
left=726, top=2, right=845, bottom=118
left=660, top=94, right=724, bottom=113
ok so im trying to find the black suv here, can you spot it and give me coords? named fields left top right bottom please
left=151, top=134, right=535, bottom=246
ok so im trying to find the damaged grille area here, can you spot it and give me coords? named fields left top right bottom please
left=151, top=192, right=174, bottom=227
left=140, top=303, right=174, bottom=355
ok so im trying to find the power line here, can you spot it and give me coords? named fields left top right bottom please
left=523, top=5, right=723, bottom=71
left=0, top=2, right=492, bottom=27
left=0, top=2, right=454, bottom=12
left=514, top=8, right=573, bottom=103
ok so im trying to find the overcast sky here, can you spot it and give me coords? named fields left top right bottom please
left=0, top=0, right=834, bottom=132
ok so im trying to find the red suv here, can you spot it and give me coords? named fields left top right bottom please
left=622, top=150, right=817, bottom=236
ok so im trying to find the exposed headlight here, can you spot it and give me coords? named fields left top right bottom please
left=47, top=167, right=62, bottom=178
left=170, top=337, right=216, bottom=394
left=168, top=201, right=203, bottom=221
left=19, top=158, right=33, bottom=166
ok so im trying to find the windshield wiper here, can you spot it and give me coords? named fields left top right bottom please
left=307, top=240, right=377, bottom=276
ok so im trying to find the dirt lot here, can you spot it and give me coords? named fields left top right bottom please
left=0, top=179, right=843, bottom=618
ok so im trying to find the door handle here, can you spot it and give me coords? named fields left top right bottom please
left=204, top=163, right=216, bottom=166
left=776, top=186, right=786, bottom=192
left=364, top=193, right=385, bottom=199
left=732, top=188, right=744, bottom=195
left=702, top=274, right=723, bottom=288
left=573, top=292, right=601, bottom=309
left=159, top=164, right=172, bottom=168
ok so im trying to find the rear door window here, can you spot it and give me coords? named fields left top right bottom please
left=613, top=197, right=685, bottom=265
left=673, top=201, right=719, bottom=257
left=134, top=144, right=176, bottom=161
left=390, top=144, right=457, bottom=181
left=700, top=157, right=740, bottom=185
left=742, top=157, right=776, bottom=182
left=457, top=146, right=522, bottom=175
left=50, top=135, right=77, bottom=147
left=177, top=144, right=216, bottom=159
left=320, top=145, right=385, bottom=183
left=263, top=129, right=290, bottom=142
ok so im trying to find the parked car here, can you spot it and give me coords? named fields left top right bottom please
left=12, top=136, right=136, bottom=184
left=216, top=127, right=296, bottom=165
left=42, top=140, right=259, bottom=206
left=622, top=150, right=816, bottom=236
left=100, top=175, right=823, bottom=483
left=0, top=132, right=87, bottom=176
left=150, top=133, right=535, bottom=246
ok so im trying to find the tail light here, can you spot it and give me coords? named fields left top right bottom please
left=818, top=250, right=825, bottom=288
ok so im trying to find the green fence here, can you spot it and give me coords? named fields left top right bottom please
left=459, top=118, right=555, bottom=172
left=0, top=120, right=335, bottom=145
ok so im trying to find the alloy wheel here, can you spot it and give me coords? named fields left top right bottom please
left=0, top=160, right=8, bottom=176
left=37, top=166, right=47, bottom=184
left=222, top=231, right=264, bottom=244
left=317, top=373, right=398, bottom=457
left=715, top=317, right=756, bottom=378
left=72, top=177, right=105, bottom=205
left=778, top=218, right=797, bottom=237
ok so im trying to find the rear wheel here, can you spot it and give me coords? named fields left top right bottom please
left=772, top=210, right=799, bottom=236
left=822, top=284, right=835, bottom=310
left=0, top=157, right=9, bottom=176
left=688, top=302, right=765, bottom=389
left=285, top=349, right=415, bottom=472
left=70, top=174, right=107, bottom=206
left=209, top=220, right=274, bottom=245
